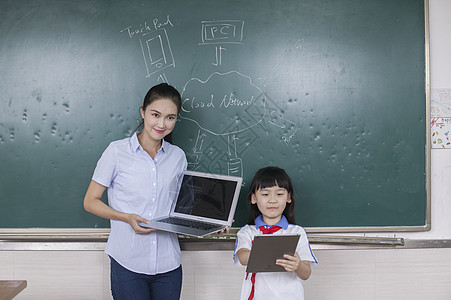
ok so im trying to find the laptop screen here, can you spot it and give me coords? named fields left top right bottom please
left=174, top=173, right=239, bottom=221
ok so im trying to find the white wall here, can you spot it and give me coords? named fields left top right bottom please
left=1, top=248, right=451, bottom=300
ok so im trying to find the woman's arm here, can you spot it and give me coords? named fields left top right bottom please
left=83, top=180, right=155, bottom=234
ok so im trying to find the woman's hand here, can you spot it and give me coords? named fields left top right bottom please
left=214, top=225, right=230, bottom=235
left=214, top=220, right=234, bottom=235
left=125, top=214, right=157, bottom=235
left=84, top=180, right=156, bottom=235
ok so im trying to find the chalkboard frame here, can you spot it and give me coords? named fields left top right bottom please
left=0, top=0, right=431, bottom=237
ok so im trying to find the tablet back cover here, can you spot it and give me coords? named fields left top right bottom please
left=246, top=235, right=300, bottom=273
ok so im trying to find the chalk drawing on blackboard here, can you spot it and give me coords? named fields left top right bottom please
left=185, top=130, right=206, bottom=166
left=199, top=20, right=244, bottom=45
left=180, top=71, right=266, bottom=135
left=262, top=93, right=302, bottom=146
left=227, top=134, right=243, bottom=177
left=139, top=28, right=175, bottom=77
left=295, top=39, right=305, bottom=51
left=185, top=130, right=244, bottom=177
left=268, top=110, right=301, bottom=145
left=186, top=129, right=259, bottom=178
left=157, top=73, right=169, bottom=83
left=120, top=16, right=175, bottom=77
left=199, top=20, right=244, bottom=66
left=180, top=71, right=266, bottom=177
left=212, top=46, right=227, bottom=66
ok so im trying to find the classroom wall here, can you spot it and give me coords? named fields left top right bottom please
left=1, top=0, right=451, bottom=299
left=0, top=248, right=450, bottom=300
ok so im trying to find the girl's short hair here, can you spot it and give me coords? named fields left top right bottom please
left=247, top=166, right=296, bottom=224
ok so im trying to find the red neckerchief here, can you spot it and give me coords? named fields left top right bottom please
left=247, top=225, right=282, bottom=300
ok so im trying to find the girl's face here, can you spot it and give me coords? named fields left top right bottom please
left=140, top=98, right=178, bottom=143
left=251, top=185, right=291, bottom=225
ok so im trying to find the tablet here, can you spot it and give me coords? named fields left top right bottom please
left=246, top=235, right=300, bottom=273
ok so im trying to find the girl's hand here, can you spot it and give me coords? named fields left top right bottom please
left=276, top=252, right=301, bottom=272
left=126, top=214, right=157, bottom=234
left=277, top=253, right=312, bottom=280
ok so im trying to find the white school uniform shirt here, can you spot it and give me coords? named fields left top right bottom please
left=234, top=215, right=318, bottom=300
left=92, top=132, right=187, bottom=275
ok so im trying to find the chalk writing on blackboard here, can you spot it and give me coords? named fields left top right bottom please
left=180, top=71, right=266, bottom=135
left=268, top=110, right=301, bottom=145
left=199, top=20, right=244, bottom=66
left=199, top=20, right=244, bottom=45
left=119, top=19, right=301, bottom=176
left=180, top=71, right=265, bottom=177
left=121, top=16, right=175, bottom=77
left=120, top=15, right=174, bottom=38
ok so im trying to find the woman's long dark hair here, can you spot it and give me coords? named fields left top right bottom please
left=135, top=83, right=182, bottom=143
left=247, top=166, right=296, bottom=225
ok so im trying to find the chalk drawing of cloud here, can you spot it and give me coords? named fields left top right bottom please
left=179, top=71, right=267, bottom=136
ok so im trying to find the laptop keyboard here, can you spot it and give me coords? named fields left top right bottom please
left=159, top=217, right=224, bottom=231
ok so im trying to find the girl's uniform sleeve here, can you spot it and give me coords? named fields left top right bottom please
left=233, top=225, right=253, bottom=266
left=296, top=227, right=318, bottom=266
left=92, top=143, right=117, bottom=188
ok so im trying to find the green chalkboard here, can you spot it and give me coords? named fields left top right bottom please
left=0, top=0, right=428, bottom=230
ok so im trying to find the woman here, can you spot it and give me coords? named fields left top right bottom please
left=84, top=83, right=186, bottom=300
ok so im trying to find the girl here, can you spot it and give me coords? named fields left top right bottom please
left=234, top=166, right=318, bottom=300
left=83, top=83, right=186, bottom=300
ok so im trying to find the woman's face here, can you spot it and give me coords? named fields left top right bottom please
left=140, top=98, right=178, bottom=142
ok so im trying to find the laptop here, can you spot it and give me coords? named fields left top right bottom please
left=140, top=170, right=243, bottom=237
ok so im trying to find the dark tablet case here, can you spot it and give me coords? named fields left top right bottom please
left=246, top=235, right=300, bottom=273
